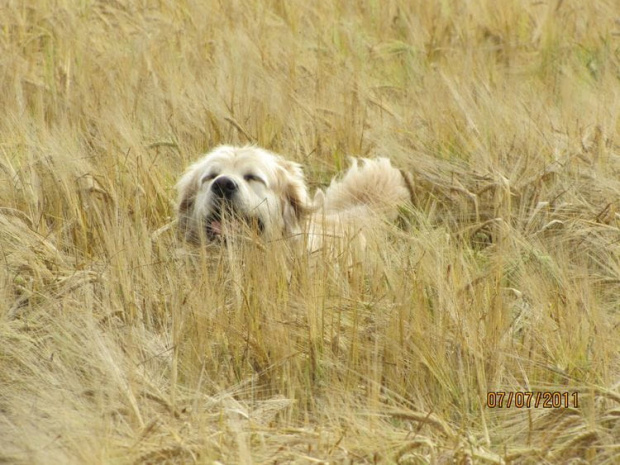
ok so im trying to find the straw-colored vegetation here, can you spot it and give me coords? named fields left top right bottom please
left=2, top=0, right=620, bottom=463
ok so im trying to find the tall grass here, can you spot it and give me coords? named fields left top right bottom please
left=1, top=0, right=620, bottom=463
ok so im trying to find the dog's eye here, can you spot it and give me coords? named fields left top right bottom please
left=244, top=173, right=260, bottom=183
left=201, top=173, right=217, bottom=184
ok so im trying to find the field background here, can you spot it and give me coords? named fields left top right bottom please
left=2, top=0, right=620, bottom=463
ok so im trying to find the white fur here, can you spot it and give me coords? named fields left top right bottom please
left=176, top=145, right=411, bottom=248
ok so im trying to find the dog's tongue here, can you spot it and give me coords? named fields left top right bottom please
left=210, top=220, right=222, bottom=235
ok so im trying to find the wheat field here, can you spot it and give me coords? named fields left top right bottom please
left=1, top=1, right=620, bottom=463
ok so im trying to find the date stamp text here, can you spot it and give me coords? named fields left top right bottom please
left=486, top=391, right=578, bottom=409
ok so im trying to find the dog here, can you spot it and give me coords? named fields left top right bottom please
left=176, top=145, right=412, bottom=250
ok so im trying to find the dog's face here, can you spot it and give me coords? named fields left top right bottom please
left=176, top=146, right=309, bottom=243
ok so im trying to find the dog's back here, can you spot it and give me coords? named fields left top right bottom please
left=305, top=158, right=413, bottom=252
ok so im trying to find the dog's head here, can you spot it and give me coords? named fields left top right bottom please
left=176, top=145, right=310, bottom=243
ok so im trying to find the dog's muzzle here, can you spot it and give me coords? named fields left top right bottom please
left=204, top=209, right=265, bottom=241
left=211, top=176, right=238, bottom=199
left=203, top=181, right=265, bottom=240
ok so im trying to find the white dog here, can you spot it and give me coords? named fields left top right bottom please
left=176, top=145, right=412, bottom=249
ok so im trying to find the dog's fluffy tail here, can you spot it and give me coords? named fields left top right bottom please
left=318, top=158, right=412, bottom=220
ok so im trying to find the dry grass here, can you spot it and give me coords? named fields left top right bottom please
left=1, top=0, right=620, bottom=463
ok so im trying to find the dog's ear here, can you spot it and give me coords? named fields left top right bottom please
left=175, top=170, right=199, bottom=241
left=276, top=159, right=311, bottom=234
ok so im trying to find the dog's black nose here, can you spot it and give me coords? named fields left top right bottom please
left=211, top=176, right=238, bottom=198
